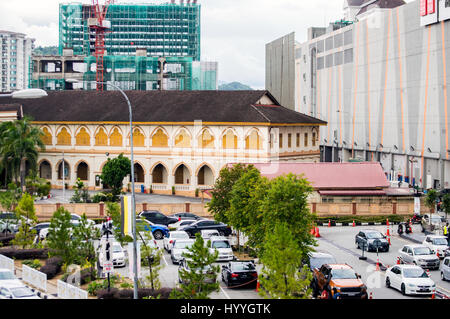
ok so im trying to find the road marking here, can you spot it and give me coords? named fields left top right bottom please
left=438, top=285, right=450, bottom=294
left=219, top=285, right=231, bottom=299
left=162, top=253, right=169, bottom=266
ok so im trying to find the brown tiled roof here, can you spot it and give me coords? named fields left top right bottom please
left=0, top=90, right=326, bottom=126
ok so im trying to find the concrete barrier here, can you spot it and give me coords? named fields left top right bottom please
left=22, top=264, right=47, bottom=292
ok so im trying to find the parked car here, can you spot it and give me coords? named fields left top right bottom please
left=355, top=229, right=389, bottom=252
left=311, top=264, right=368, bottom=299
left=163, top=231, right=190, bottom=252
left=70, top=213, right=95, bottom=226
left=201, top=229, right=220, bottom=241
left=170, top=219, right=197, bottom=230
left=98, top=242, right=126, bottom=268
left=221, top=261, right=258, bottom=288
left=0, top=269, right=22, bottom=286
left=307, top=252, right=337, bottom=272
left=398, top=245, right=440, bottom=269
left=0, top=212, right=31, bottom=233
left=138, top=210, right=178, bottom=226
left=421, top=214, right=446, bottom=233
left=168, top=212, right=203, bottom=221
left=385, top=265, right=436, bottom=296
left=178, top=258, right=217, bottom=285
left=170, top=239, right=195, bottom=264
left=422, top=235, right=449, bottom=259
left=0, top=220, right=18, bottom=234
left=136, top=219, right=169, bottom=240
left=440, top=257, right=450, bottom=281
left=179, top=220, right=232, bottom=237
left=0, top=284, right=40, bottom=299
left=207, top=236, right=234, bottom=262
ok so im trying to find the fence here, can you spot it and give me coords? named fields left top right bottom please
left=0, top=254, right=14, bottom=272
left=57, top=280, right=88, bottom=299
left=22, top=264, right=47, bottom=292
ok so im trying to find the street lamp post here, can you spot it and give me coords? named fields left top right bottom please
left=0, top=89, right=48, bottom=100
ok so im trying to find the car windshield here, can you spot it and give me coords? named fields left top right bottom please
left=310, top=257, right=337, bottom=270
left=414, top=247, right=433, bottom=255
left=403, top=268, right=428, bottom=278
left=431, top=217, right=443, bottom=223
left=11, top=287, right=35, bottom=298
left=112, top=245, right=122, bottom=253
left=231, top=262, right=256, bottom=271
left=366, top=232, right=383, bottom=239
left=0, top=271, right=16, bottom=280
left=172, top=232, right=188, bottom=239
left=174, top=241, right=194, bottom=249
left=331, top=268, right=357, bottom=279
left=212, top=240, right=230, bottom=249
left=432, top=238, right=448, bottom=245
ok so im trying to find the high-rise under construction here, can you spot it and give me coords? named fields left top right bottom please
left=59, top=1, right=201, bottom=60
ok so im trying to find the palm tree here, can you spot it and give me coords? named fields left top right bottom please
left=0, top=117, right=45, bottom=191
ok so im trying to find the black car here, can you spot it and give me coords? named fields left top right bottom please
left=168, top=212, right=203, bottom=221
left=179, top=219, right=232, bottom=237
left=221, top=261, right=258, bottom=288
left=355, top=230, right=389, bottom=252
left=138, top=210, right=178, bottom=226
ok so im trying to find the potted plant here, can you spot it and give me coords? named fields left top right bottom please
left=171, top=186, right=175, bottom=195
left=195, top=188, right=199, bottom=198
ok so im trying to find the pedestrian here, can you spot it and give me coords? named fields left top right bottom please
left=444, top=222, right=449, bottom=245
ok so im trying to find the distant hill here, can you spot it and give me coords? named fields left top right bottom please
left=219, top=82, right=253, bottom=91
left=33, top=46, right=59, bottom=56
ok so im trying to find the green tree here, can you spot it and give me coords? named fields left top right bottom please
left=0, top=117, right=45, bottom=191
left=71, top=214, right=99, bottom=266
left=0, top=183, right=21, bottom=212
left=71, top=178, right=90, bottom=203
left=258, top=222, right=312, bottom=299
left=47, top=207, right=75, bottom=264
left=12, top=193, right=37, bottom=248
left=139, top=230, right=163, bottom=291
left=258, top=173, right=316, bottom=259
left=100, top=153, right=131, bottom=197
left=207, top=163, right=255, bottom=224
left=442, top=194, right=450, bottom=221
left=170, top=233, right=220, bottom=299
left=425, top=189, right=438, bottom=214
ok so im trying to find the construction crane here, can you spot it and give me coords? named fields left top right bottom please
left=89, top=0, right=114, bottom=91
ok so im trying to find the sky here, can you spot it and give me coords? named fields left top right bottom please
left=0, top=0, right=412, bottom=89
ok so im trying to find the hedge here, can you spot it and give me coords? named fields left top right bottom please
left=97, top=287, right=179, bottom=299
left=315, top=214, right=411, bottom=225
left=39, top=256, right=63, bottom=279
left=0, top=235, right=15, bottom=246
left=0, top=248, right=49, bottom=259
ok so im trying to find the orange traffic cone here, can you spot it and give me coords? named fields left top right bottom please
left=426, top=269, right=431, bottom=277
left=315, top=227, right=321, bottom=238
left=437, top=251, right=440, bottom=259
left=388, top=236, right=391, bottom=245
left=255, top=281, right=260, bottom=292
left=397, top=257, right=401, bottom=264
left=386, top=219, right=389, bottom=226
left=352, top=220, right=356, bottom=227
left=375, top=258, right=380, bottom=271
left=431, top=293, right=435, bottom=299
left=328, top=219, right=331, bottom=227
left=310, top=227, right=315, bottom=235
left=386, top=228, right=390, bottom=236
left=409, top=219, right=413, bottom=233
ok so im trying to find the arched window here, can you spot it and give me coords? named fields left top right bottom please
left=152, top=164, right=168, bottom=184
left=130, top=163, right=144, bottom=183
left=39, top=161, right=51, bottom=179
left=95, top=127, right=108, bottom=146
left=197, top=165, right=214, bottom=185
left=129, top=128, right=145, bottom=147
left=222, top=129, right=238, bottom=149
left=174, top=164, right=190, bottom=184
left=245, top=129, right=263, bottom=150
left=110, top=127, right=123, bottom=147
left=76, top=162, right=89, bottom=181
left=57, top=127, right=71, bottom=145
left=198, top=128, right=215, bottom=149
left=152, top=128, right=168, bottom=147
left=75, top=127, right=90, bottom=146
left=57, top=161, right=70, bottom=180
left=174, top=128, right=191, bottom=148
left=41, top=127, right=52, bottom=145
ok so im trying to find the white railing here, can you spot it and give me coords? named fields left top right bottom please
left=197, top=185, right=213, bottom=190
left=174, top=185, right=190, bottom=191
left=151, top=184, right=167, bottom=190
left=22, top=264, right=47, bottom=292
left=0, top=254, right=14, bottom=272
left=57, top=280, right=88, bottom=299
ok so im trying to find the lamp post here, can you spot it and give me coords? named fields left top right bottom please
left=0, top=89, right=48, bottom=99
left=66, top=79, right=138, bottom=299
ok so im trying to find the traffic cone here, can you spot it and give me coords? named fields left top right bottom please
left=310, top=227, right=315, bottom=235
left=328, top=219, right=331, bottom=227
left=386, top=228, right=390, bottom=237
left=386, top=219, right=389, bottom=226
left=397, top=257, right=401, bottom=264
left=426, top=269, right=430, bottom=277
left=388, top=236, right=391, bottom=245
left=352, top=220, right=356, bottom=227
left=409, top=219, right=413, bottom=233
left=431, top=293, right=435, bottom=299
left=315, top=227, right=321, bottom=238
left=255, top=281, right=260, bottom=292
left=375, top=258, right=380, bottom=271
left=437, top=251, right=440, bottom=259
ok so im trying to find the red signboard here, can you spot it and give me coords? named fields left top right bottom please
left=420, top=0, right=427, bottom=16
left=427, top=0, right=435, bottom=15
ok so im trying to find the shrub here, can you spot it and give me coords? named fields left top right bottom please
left=315, top=214, right=407, bottom=225
left=96, top=287, right=119, bottom=299
left=22, top=259, right=41, bottom=269
left=96, top=287, right=179, bottom=299
left=0, top=248, right=49, bottom=259
left=88, top=281, right=107, bottom=296
left=0, top=235, right=15, bottom=246
left=40, top=256, right=63, bottom=279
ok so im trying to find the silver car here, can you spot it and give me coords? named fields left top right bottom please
left=441, top=257, right=450, bottom=281
left=398, top=245, right=440, bottom=270
left=170, top=239, right=195, bottom=264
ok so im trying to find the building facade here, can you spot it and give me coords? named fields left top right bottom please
left=0, top=30, right=34, bottom=92
left=0, top=90, right=325, bottom=195
left=266, top=0, right=450, bottom=190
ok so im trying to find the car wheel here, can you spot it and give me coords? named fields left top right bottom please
left=441, top=272, right=446, bottom=281
left=401, top=283, right=406, bottom=296
left=385, top=277, right=391, bottom=288
left=219, top=230, right=225, bottom=236
left=153, top=230, right=163, bottom=240
left=355, top=241, right=360, bottom=249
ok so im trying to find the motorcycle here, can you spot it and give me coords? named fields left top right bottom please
left=411, top=214, right=423, bottom=224
left=397, top=222, right=412, bottom=235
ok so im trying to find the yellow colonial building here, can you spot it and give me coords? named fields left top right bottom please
left=0, top=90, right=326, bottom=196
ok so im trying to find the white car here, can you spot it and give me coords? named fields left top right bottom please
left=163, top=231, right=190, bottom=252
left=441, top=257, right=450, bottom=281
left=385, top=265, right=436, bottom=296
left=0, top=284, right=40, bottom=299
left=0, top=269, right=22, bottom=286
left=398, top=244, right=441, bottom=270
left=207, top=236, right=234, bottom=262
left=170, top=239, right=195, bottom=264
left=201, top=229, right=220, bottom=241
left=98, top=242, right=126, bottom=268
left=70, top=213, right=95, bottom=226
left=422, top=235, right=449, bottom=259
left=170, top=219, right=197, bottom=230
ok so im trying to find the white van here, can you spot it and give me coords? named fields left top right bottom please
left=207, top=236, right=234, bottom=262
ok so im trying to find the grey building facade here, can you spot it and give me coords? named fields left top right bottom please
left=266, top=0, right=450, bottom=190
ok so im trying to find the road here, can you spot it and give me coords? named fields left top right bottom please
left=316, top=224, right=450, bottom=299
